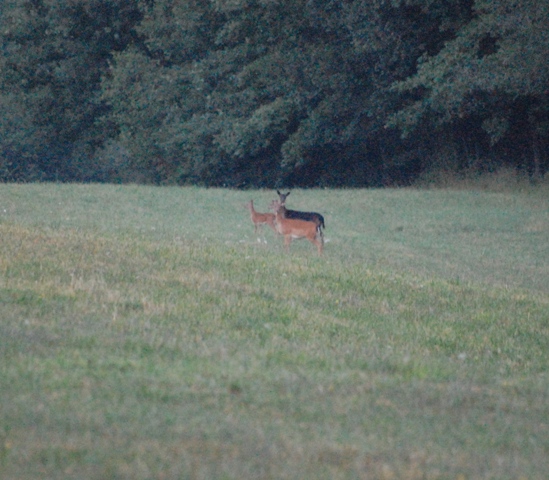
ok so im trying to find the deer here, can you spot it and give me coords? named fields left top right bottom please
left=276, top=190, right=325, bottom=235
left=270, top=200, right=323, bottom=255
left=245, top=200, right=277, bottom=236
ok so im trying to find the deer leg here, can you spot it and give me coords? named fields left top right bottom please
left=284, top=235, right=292, bottom=252
left=308, top=237, right=322, bottom=255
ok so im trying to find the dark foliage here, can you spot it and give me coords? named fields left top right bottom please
left=1, top=0, right=547, bottom=185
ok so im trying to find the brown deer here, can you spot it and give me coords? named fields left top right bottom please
left=276, top=190, right=325, bottom=234
left=245, top=200, right=277, bottom=235
left=270, top=200, right=323, bottom=255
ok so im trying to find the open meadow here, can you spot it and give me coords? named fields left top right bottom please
left=1, top=182, right=548, bottom=479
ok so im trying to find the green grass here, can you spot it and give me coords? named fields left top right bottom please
left=1, top=183, right=548, bottom=479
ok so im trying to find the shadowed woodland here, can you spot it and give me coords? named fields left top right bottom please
left=1, top=0, right=548, bottom=186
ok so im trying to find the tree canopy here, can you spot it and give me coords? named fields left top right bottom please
left=1, top=0, right=547, bottom=185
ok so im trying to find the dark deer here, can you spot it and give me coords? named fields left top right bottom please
left=276, top=190, right=325, bottom=233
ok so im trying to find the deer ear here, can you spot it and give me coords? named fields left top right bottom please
left=276, top=190, right=281, bottom=195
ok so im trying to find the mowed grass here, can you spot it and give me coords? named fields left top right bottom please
left=0, top=183, right=548, bottom=479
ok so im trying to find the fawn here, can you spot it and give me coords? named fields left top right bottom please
left=245, top=200, right=277, bottom=235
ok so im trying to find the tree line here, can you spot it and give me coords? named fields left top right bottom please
left=1, top=0, right=548, bottom=187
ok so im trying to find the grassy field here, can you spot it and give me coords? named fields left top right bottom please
left=0, top=182, right=548, bottom=479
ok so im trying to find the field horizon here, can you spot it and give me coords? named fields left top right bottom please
left=1, top=182, right=548, bottom=479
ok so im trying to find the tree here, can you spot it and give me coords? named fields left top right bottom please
left=389, top=0, right=549, bottom=176
left=104, top=0, right=444, bottom=186
left=0, top=0, right=142, bottom=181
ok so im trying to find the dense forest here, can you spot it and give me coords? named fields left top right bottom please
left=1, top=0, right=548, bottom=187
